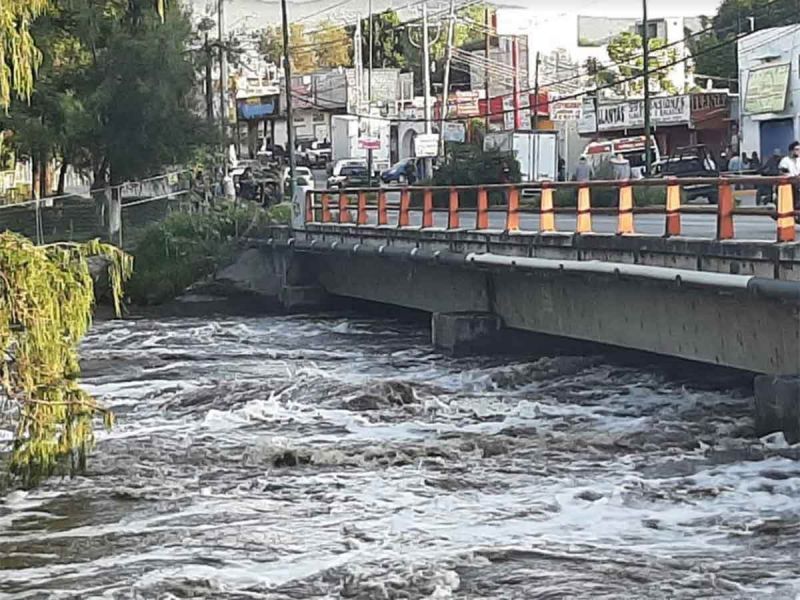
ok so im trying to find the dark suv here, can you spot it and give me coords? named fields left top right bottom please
left=654, top=144, right=719, bottom=204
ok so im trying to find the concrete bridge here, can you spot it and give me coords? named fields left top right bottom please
left=240, top=176, right=800, bottom=441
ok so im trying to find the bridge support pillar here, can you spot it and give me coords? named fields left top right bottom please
left=279, top=285, right=327, bottom=312
left=432, top=312, right=501, bottom=357
left=754, top=376, right=800, bottom=443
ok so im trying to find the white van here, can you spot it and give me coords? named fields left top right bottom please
left=581, top=136, right=661, bottom=179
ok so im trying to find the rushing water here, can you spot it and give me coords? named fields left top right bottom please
left=1, top=314, right=800, bottom=599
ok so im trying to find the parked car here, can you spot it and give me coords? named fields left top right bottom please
left=283, top=166, right=314, bottom=189
left=653, top=144, right=719, bottom=204
left=381, top=158, right=419, bottom=185
left=306, top=141, right=332, bottom=167
left=327, top=159, right=370, bottom=189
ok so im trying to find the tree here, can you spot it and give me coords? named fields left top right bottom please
left=0, top=0, right=50, bottom=111
left=606, top=31, right=677, bottom=95
left=0, top=0, right=211, bottom=188
left=690, top=0, right=800, bottom=87
left=0, top=232, right=131, bottom=486
left=312, top=21, right=352, bottom=70
left=257, top=23, right=318, bottom=74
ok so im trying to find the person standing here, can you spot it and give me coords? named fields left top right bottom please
left=779, top=141, right=800, bottom=212
left=610, top=154, right=631, bottom=181
left=728, top=152, right=742, bottom=173
left=749, top=151, right=761, bottom=172
left=574, top=156, right=592, bottom=182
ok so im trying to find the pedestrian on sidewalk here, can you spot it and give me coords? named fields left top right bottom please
left=779, top=141, right=800, bottom=214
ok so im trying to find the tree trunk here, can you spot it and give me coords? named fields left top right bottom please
left=31, top=154, right=40, bottom=200
left=57, top=159, right=69, bottom=196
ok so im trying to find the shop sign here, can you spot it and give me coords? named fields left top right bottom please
left=744, top=63, right=790, bottom=114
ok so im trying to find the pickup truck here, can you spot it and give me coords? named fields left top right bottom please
left=653, top=144, right=719, bottom=204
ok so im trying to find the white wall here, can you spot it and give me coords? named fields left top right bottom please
left=496, top=8, right=708, bottom=93
left=738, top=26, right=800, bottom=157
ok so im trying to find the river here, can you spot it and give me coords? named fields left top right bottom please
left=1, top=314, right=799, bottom=599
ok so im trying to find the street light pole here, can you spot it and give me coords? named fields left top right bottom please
left=218, top=0, right=228, bottom=149
left=281, top=0, right=296, bottom=198
left=422, top=3, right=433, bottom=179
left=642, top=0, right=652, bottom=177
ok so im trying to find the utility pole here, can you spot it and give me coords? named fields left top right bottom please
left=281, top=0, right=296, bottom=198
left=511, top=36, right=520, bottom=129
left=368, top=0, right=374, bottom=187
left=642, top=0, right=652, bottom=177
left=368, top=0, right=373, bottom=99
left=205, top=32, right=214, bottom=124
left=422, top=3, right=433, bottom=179
left=218, top=0, right=228, bottom=155
left=484, top=5, right=491, bottom=131
left=532, top=50, right=540, bottom=130
left=439, top=0, right=456, bottom=155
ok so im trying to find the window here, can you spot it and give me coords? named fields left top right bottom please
left=636, top=20, right=664, bottom=39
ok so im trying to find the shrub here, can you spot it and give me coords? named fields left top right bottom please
left=127, top=203, right=285, bottom=305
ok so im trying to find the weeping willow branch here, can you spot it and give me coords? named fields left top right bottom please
left=0, top=232, right=132, bottom=486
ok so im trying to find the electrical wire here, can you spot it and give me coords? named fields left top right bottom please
left=286, top=19, right=792, bottom=124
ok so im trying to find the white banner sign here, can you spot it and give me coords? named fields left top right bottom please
left=550, top=99, right=583, bottom=121
left=414, top=133, right=439, bottom=157
left=442, top=122, right=466, bottom=143
left=580, top=95, right=690, bottom=133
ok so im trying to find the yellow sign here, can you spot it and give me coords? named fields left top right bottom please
left=744, top=63, right=790, bottom=114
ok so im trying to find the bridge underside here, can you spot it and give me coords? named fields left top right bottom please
left=310, top=251, right=799, bottom=376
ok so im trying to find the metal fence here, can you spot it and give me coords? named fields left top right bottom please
left=0, top=169, right=194, bottom=248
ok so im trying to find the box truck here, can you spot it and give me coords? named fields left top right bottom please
left=331, top=114, right=390, bottom=175
left=484, top=130, right=559, bottom=182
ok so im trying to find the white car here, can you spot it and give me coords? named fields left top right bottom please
left=283, top=166, right=314, bottom=189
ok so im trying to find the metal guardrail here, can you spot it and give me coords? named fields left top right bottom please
left=0, top=170, right=194, bottom=246
left=304, top=176, right=800, bottom=243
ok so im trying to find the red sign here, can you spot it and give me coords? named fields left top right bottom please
left=358, top=137, right=380, bottom=150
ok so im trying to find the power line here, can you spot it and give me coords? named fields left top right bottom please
left=289, top=16, right=787, bottom=124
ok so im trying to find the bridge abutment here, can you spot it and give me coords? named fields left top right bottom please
left=431, top=312, right=502, bottom=357
left=754, top=376, right=800, bottom=443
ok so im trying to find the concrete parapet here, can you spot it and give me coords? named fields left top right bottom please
left=432, top=312, right=501, bottom=356
left=754, top=376, right=800, bottom=442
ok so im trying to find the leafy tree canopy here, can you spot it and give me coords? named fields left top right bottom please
left=690, top=0, right=800, bottom=86
left=0, top=0, right=211, bottom=188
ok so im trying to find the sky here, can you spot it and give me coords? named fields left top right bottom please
left=189, top=0, right=724, bottom=29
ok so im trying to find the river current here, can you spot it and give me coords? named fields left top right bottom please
left=1, top=314, right=800, bottom=599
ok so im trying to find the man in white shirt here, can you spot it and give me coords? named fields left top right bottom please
left=779, top=141, right=800, bottom=176
left=779, top=141, right=800, bottom=215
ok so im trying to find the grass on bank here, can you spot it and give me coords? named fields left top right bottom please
left=127, top=202, right=290, bottom=305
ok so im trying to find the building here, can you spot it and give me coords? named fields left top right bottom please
left=494, top=6, right=711, bottom=97
left=738, top=25, right=800, bottom=160
left=578, top=92, right=734, bottom=157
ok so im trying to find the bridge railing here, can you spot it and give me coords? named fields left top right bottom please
left=304, top=176, right=799, bottom=243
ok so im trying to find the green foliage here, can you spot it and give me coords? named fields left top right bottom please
left=0, top=0, right=50, bottom=110
left=1, top=0, right=212, bottom=188
left=690, top=0, right=800, bottom=85
left=259, top=23, right=350, bottom=74
left=127, top=203, right=289, bottom=305
left=0, top=232, right=131, bottom=487
left=606, top=32, right=677, bottom=95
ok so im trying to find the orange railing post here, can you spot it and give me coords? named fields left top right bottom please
left=665, top=181, right=681, bottom=237
left=339, top=191, right=351, bottom=224
left=616, top=184, right=634, bottom=235
left=716, top=181, right=734, bottom=240
left=423, top=188, right=434, bottom=228
left=357, top=190, right=368, bottom=225
left=448, top=187, right=460, bottom=229
left=378, top=190, right=388, bottom=226
left=476, top=186, right=489, bottom=230
left=540, top=186, right=555, bottom=232
left=576, top=185, right=592, bottom=233
left=305, top=191, right=314, bottom=223
left=321, top=193, right=332, bottom=223
left=398, top=188, right=410, bottom=227
left=506, top=186, right=520, bottom=232
left=776, top=182, right=796, bottom=242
